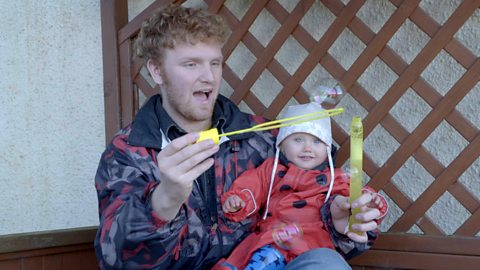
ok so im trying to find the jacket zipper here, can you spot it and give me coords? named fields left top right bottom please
left=207, top=157, right=223, bottom=257
left=204, top=170, right=219, bottom=227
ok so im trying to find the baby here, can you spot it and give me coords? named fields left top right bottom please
left=214, top=102, right=387, bottom=270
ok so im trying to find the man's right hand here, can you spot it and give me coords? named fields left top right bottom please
left=151, top=132, right=219, bottom=221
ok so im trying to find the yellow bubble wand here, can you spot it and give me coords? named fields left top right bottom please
left=197, top=107, right=345, bottom=144
left=348, top=117, right=363, bottom=235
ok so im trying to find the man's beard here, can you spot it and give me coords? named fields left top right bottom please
left=161, top=84, right=215, bottom=123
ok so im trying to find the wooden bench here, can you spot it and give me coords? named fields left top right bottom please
left=0, top=227, right=97, bottom=270
left=2, top=227, right=480, bottom=269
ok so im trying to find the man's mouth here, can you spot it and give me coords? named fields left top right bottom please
left=193, top=89, right=212, bottom=101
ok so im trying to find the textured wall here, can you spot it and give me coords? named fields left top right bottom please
left=0, top=1, right=104, bottom=234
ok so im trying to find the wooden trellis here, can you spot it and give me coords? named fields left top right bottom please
left=101, top=0, right=480, bottom=269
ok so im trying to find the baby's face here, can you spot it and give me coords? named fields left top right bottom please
left=279, top=132, right=328, bottom=170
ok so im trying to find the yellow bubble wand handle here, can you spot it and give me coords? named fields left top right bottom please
left=197, top=128, right=220, bottom=144
left=348, top=117, right=363, bottom=235
left=197, top=107, right=345, bottom=144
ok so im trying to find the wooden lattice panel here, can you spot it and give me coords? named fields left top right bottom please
left=101, top=0, right=480, bottom=268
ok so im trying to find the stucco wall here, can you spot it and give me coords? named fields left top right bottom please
left=0, top=0, right=478, bottom=236
left=0, top=1, right=104, bottom=234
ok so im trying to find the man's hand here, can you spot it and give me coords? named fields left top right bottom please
left=330, top=192, right=382, bottom=243
left=222, top=195, right=245, bottom=213
left=151, top=133, right=219, bottom=221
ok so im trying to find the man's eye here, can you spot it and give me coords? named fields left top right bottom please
left=184, top=62, right=196, bottom=67
left=211, top=61, right=221, bottom=67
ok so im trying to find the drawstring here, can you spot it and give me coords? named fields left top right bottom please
left=324, top=145, right=335, bottom=202
left=263, top=148, right=280, bottom=220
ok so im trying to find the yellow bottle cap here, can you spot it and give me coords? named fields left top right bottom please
left=197, top=128, right=220, bottom=144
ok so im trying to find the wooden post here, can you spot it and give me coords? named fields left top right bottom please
left=100, top=0, right=128, bottom=144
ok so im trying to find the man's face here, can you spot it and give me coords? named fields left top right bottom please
left=279, top=132, right=328, bottom=170
left=148, top=41, right=223, bottom=131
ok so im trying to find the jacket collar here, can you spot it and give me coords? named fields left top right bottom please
left=127, top=94, right=254, bottom=150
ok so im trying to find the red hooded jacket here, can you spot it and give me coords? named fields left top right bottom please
left=214, top=156, right=388, bottom=269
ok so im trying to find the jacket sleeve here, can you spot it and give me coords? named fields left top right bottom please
left=320, top=171, right=389, bottom=259
left=221, top=159, right=273, bottom=221
left=95, top=135, right=185, bottom=269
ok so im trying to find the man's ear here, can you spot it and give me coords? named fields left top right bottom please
left=147, top=59, right=163, bottom=85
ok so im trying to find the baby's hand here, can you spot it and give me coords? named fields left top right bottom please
left=222, top=195, right=245, bottom=213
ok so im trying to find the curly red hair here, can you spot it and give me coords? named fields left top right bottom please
left=135, top=5, right=229, bottom=65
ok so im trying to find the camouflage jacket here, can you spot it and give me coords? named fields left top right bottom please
left=94, top=95, right=277, bottom=269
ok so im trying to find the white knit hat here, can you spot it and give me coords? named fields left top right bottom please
left=263, top=102, right=335, bottom=219
left=276, top=102, right=332, bottom=148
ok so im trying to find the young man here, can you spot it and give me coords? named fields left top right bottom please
left=94, top=5, right=384, bottom=270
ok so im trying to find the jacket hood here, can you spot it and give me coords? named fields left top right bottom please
left=263, top=102, right=336, bottom=219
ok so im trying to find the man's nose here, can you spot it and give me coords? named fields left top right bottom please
left=200, top=65, right=214, bottom=82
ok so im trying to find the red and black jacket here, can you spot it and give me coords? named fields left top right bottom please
left=94, top=94, right=277, bottom=269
